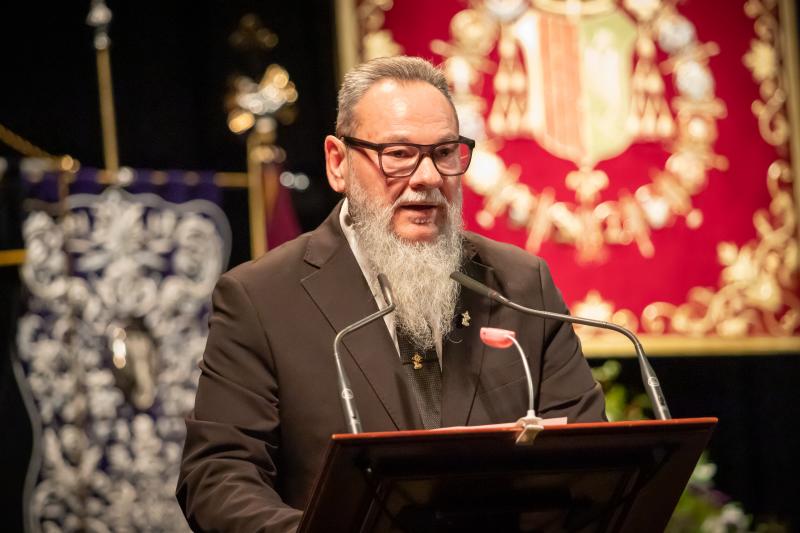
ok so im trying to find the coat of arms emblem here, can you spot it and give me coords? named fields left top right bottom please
left=430, top=0, right=726, bottom=262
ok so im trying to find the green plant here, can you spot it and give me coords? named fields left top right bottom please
left=590, top=360, right=786, bottom=533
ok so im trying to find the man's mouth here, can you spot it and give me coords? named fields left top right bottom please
left=395, top=204, right=441, bottom=227
left=399, top=203, right=438, bottom=212
left=397, top=203, right=442, bottom=219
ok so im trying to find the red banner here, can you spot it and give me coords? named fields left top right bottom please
left=346, top=0, right=799, bottom=354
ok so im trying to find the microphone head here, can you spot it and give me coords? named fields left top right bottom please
left=479, top=327, right=516, bottom=349
left=450, top=271, right=496, bottom=300
left=450, top=271, right=471, bottom=286
left=376, top=273, right=395, bottom=307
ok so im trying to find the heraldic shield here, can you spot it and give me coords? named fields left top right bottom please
left=514, top=2, right=637, bottom=172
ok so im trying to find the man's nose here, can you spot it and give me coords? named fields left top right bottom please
left=409, top=154, right=444, bottom=189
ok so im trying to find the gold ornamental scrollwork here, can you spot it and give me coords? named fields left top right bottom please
left=358, top=0, right=403, bottom=60
left=642, top=160, right=798, bottom=338
left=434, top=0, right=727, bottom=263
left=743, top=0, right=790, bottom=147
left=576, top=158, right=799, bottom=344
left=573, top=0, right=800, bottom=346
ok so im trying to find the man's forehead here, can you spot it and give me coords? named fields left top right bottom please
left=368, top=78, right=408, bottom=96
left=360, top=78, right=452, bottom=107
left=353, top=79, right=458, bottom=137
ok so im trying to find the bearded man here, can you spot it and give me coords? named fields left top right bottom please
left=177, top=56, right=605, bottom=532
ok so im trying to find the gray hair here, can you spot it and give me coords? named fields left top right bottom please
left=336, top=56, right=455, bottom=136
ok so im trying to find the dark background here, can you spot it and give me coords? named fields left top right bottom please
left=1, top=1, right=799, bottom=531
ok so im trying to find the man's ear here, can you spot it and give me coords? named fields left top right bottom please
left=324, top=135, right=347, bottom=193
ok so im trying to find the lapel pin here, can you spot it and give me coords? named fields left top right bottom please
left=461, top=311, right=471, bottom=327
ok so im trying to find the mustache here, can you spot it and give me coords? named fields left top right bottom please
left=391, top=188, right=448, bottom=209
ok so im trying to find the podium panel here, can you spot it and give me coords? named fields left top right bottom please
left=300, top=418, right=716, bottom=533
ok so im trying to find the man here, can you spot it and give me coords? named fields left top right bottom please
left=177, top=56, right=605, bottom=532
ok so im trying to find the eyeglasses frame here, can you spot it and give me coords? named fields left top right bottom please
left=341, top=135, right=476, bottom=178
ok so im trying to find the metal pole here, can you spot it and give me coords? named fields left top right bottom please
left=247, top=126, right=268, bottom=258
left=87, top=0, right=119, bottom=174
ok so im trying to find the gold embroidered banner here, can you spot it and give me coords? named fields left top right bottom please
left=337, top=0, right=800, bottom=355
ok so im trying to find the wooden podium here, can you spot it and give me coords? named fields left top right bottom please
left=299, top=418, right=716, bottom=532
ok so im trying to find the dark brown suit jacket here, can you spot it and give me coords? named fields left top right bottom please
left=177, top=203, right=605, bottom=532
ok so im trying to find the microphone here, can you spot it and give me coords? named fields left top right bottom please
left=333, top=273, right=396, bottom=433
left=480, top=327, right=544, bottom=444
left=378, top=273, right=394, bottom=307
left=451, top=271, right=671, bottom=420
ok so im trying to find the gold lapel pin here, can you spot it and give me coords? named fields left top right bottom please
left=412, top=353, right=424, bottom=370
left=461, top=311, right=471, bottom=327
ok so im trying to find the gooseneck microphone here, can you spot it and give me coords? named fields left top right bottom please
left=451, top=271, right=671, bottom=420
left=333, top=274, right=396, bottom=433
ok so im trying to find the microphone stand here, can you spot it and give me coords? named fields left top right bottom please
left=333, top=274, right=396, bottom=433
left=451, top=272, right=671, bottom=421
left=479, top=327, right=544, bottom=444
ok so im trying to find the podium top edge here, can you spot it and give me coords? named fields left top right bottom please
left=331, top=417, right=718, bottom=441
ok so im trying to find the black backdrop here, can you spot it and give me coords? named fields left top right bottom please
left=1, top=1, right=799, bottom=531
left=0, top=0, right=341, bottom=238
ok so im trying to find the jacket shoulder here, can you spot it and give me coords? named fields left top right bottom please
left=465, top=231, right=545, bottom=273
left=223, top=231, right=314, bottom=289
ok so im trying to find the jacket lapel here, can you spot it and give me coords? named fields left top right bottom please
left=300, top=203, right=421, bottom=430
left=441, top=245, right=498, bottom=427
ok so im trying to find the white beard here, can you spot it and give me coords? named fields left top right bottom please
left=347, top=172, right=464, bottom=350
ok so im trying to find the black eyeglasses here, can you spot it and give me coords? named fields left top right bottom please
left=342, top=136, right=476, bottom=178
